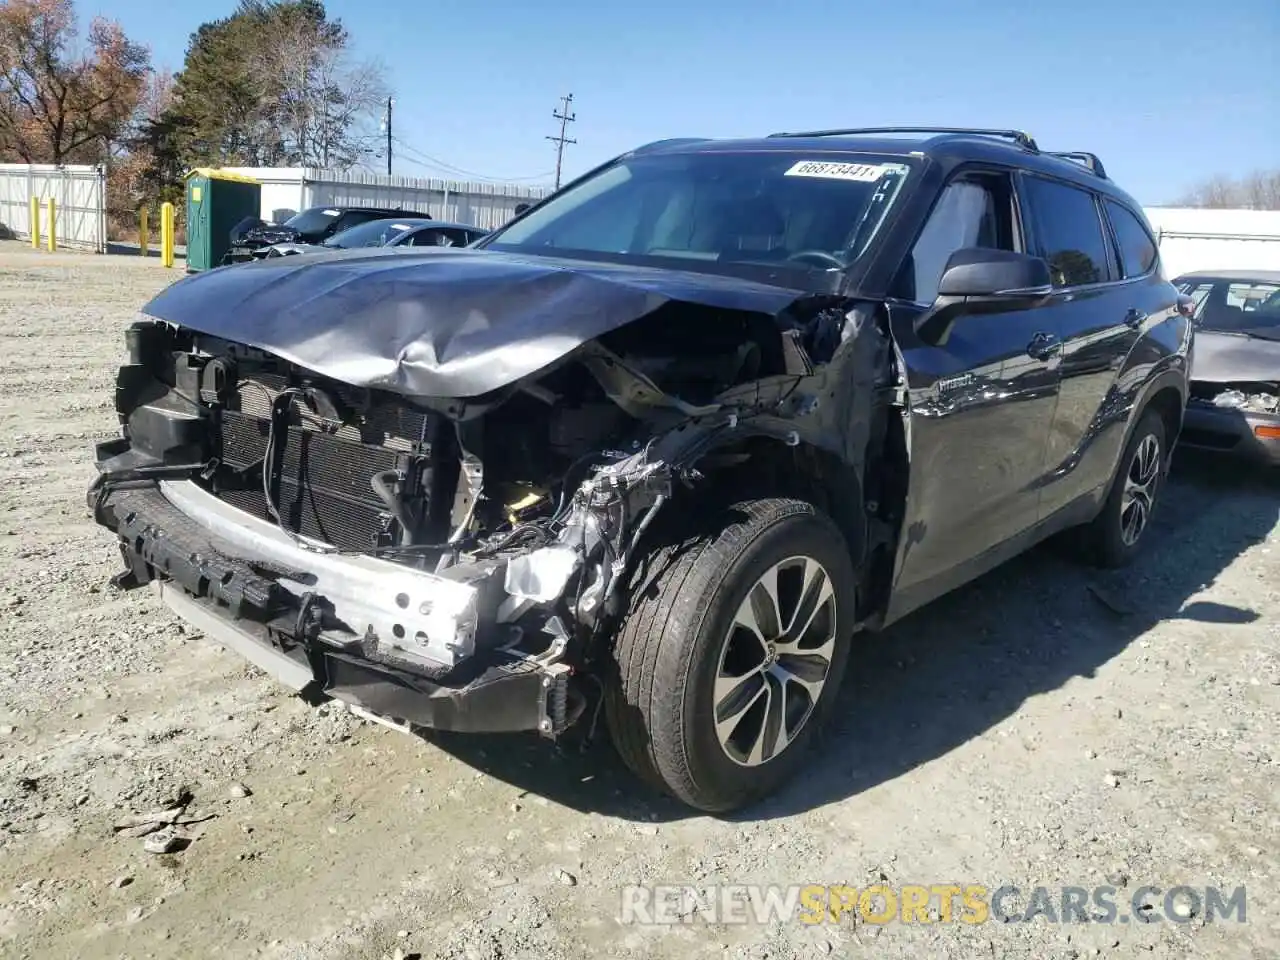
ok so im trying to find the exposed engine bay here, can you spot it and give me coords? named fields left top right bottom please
left=91, top=283, right=900, bottom=738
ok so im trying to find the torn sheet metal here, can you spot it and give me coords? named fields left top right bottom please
left=1191, top=330, right=1280, bottom=384
left=504, top=545, right=581, bottom=604
left=1210, top=389, right=1279, bottom=414
left=140, top=247, right=809, bottom=400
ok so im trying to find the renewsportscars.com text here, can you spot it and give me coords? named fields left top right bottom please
left=619, top=883, right=1247, bottom=926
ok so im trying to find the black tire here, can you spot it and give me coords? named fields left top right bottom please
left=1079, top=408, right=1168, bottom=568
left=605, top=498, right=858, bottom=812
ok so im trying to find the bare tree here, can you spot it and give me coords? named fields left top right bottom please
left=1240, top=170, right=1280, bottom=211
left=249, top=1, right=385, bottom=169
left=1178, top=169, right=1280, bottom=210
left=308, top=48, right=385, bottom=169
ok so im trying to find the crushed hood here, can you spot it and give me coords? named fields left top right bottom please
left=141, top=248, right=810, bottom=398
left=1192, top=329, right=1280, bottom=384
left=240, top=223, right=303, bottom=247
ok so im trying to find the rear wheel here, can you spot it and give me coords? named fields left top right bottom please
left=605, top=498, right=857, bottom=812
left=1079, top=408, right=1167, bottom=567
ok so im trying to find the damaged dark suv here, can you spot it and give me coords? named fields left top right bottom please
left=89, top=127, right=1191, bottom=811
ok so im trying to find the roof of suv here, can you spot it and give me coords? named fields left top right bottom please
left=629, top=128, right=1143, bottom=209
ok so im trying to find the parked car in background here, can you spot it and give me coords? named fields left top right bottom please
left=264, top=219, right=489, bottom=257
left=1173, top=270, right=1280, bottom=465
left=264, top=217, right=433, bottom=257
left=223, top=206, right=428, bottom=263
left=387, top=221, right=490, bottom=248
left=89, top=127, right=1189, bottom=811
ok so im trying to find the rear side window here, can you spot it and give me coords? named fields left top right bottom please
left=1104, top=200, right=1158, bottom=277
left=338, top=211, right=382, bottom=230
left=1022, top=176, right=1112, bottom=287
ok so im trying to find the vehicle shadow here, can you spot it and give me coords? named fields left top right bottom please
left=105, top=241, right=189, bottom=259
left=421, top=452, right=1278, bottom=822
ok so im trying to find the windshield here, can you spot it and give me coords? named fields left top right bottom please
left=1182, top=279, right=1280, bottom=339
left=484, top=150, right=913, bottom=276
left=283, top=207, right=341, bottom=233
left=323, top=218, right=430, bottom=248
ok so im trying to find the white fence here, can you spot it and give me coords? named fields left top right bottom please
left=223, top=167, right=552, bottom=231
left=0, top=163, right=107, bottom=252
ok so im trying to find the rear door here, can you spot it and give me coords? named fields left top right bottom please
left=888, top=168, right=1063, bottom=605
left=330, top=210, right=386, bottom=238
left=1025, top=179, right=1167, bottom=518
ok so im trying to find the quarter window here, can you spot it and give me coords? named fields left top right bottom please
left=1022, top=177, right=1112, bottom=287
left=1104, top=200, right=1158, bottom=277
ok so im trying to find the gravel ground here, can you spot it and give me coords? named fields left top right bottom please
left=0, top=242, right=1276, bottom=960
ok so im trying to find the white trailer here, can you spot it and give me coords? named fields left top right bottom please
left=1145, top=207, right=1280, bottom=279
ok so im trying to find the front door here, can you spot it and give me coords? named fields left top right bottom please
left=885, top=169, right=1063, bottom=616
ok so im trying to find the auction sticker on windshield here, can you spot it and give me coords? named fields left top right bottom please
left=784, top=160, right=886, bottom=182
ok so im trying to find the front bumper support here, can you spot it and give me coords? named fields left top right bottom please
left=93, top=479, right=572, bottom=736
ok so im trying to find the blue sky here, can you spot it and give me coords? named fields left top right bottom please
left=95, top=0, right=1278, bottom=204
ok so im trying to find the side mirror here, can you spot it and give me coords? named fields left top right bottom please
left=915, top=248, right=1053, bottom=345
left=1176, top=294, right=1197, bottom=321
left=936, top=247, right=1052, bottom=298
left=513, top=202, right=531, bottom=217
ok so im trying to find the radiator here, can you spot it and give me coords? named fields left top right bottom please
left=202, top=373, right=430, bottom=551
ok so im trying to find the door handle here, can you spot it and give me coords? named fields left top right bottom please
left=1026, top=331, right=1059, bottom=361
left=1124, top=309, right=1148, bottom=329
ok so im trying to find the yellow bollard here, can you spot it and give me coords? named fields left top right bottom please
left=160, top=202, right=175, bottom=268
left=139, top=208, right=149, bottom=257
left=29, top=196, right=39, bottom=249
left=45, top=197, right=56, bottom=252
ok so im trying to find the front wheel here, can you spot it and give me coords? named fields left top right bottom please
left=1079, top=408, right=1168, bottom=567
left=605, top=498, right=858, bottom=812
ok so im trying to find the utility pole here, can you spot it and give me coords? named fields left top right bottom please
left=383, top=97, right=393, bottom=176
left=545, top=93, right=576, bottom=189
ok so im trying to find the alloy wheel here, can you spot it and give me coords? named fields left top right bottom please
left=712, top=556, right=839, bottom=767
left=1120, top=433, right=1161, bottom=547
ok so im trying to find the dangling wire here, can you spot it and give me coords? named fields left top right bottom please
left=257, top=386, right=336, bottom=554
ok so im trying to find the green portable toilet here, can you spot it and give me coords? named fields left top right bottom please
left=184, top=168, right=262, bottom=272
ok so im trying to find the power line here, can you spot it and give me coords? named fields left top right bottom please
left=545, top=93, right=576, bottom=189
left=396, top=147, right=551, bottom=184
left=391, top=137, right=552, bottom=183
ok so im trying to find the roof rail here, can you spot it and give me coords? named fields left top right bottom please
left=766, top=126, right=1040, bottom=152
left=1044, top=151, right=1108, bottom=179
left=630, top=137, right=711, bottom=155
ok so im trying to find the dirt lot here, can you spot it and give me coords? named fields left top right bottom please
left=0, top=243, right=1276, bottom=960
